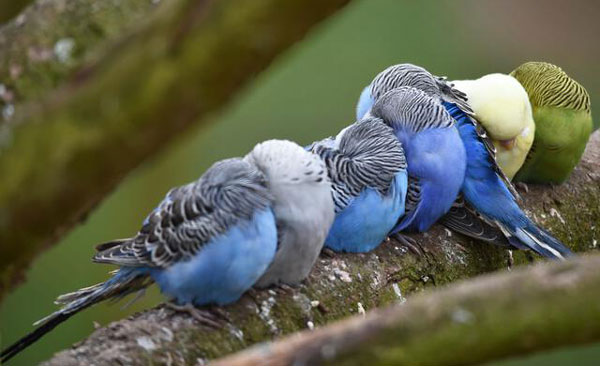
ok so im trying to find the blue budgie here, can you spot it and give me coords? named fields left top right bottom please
left=367, top=87, right=466, bottom=248
left=1, top=140, right=333, bottom=363
left=358, top=63, right=573, bottom=260
left=310, top=117, right=408, bottom=253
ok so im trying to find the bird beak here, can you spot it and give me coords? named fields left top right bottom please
left=499, top=138, right=516, bottom=150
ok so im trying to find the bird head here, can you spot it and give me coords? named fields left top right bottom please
left=452, top=74, right=535, bottom=152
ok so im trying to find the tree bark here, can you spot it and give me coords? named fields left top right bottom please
left=211, top=253, right=600, bottom=366
left=0, top=0, right=352, bottom=299
left=41, top=132, right=600, bottom=366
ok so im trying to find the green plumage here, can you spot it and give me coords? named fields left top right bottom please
left=511, top=62, right=593, bottom=183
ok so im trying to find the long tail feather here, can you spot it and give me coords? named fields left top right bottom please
left=1, top=269, right=149, bottom=363
left=513, top=220, right=573, bottom=259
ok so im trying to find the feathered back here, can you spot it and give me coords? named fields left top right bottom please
left=369, top=63, right=473, bottom=115
left=94, top=158, right=273, bottom=268
left=370, top=87, right=455, bottom=133
left=511, top=62, right=590, bottom=113
left=311, top=118, right=406, bottom=213
left=245, top=139, right=329, bottom=187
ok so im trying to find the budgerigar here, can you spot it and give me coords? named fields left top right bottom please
left=452, top=74, right=535, bottom=180
left=358, top=64, right=573, bottom=259
left=310, top=117, right=407, bottom=253
left=250, top=140, right=334, bottom=287
left=369, top=87, right=467, bottom=239
left=1, top=140, right=333, bottom=363
left=511, top=61, right=593, bottom=183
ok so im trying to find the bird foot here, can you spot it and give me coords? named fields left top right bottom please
left=391, top=233, right=425, bottom=257
left=275, top=283, right=296, bottom=295
left=507, top=250, right=514, bottom=271
left=165, top=302, right=228, bottom=329
left=515, top=182, right=529, bottom=194
left=320, top=247, right=336, bottom=258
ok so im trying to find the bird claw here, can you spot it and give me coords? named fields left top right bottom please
left=275, top=283, right=296, bottom=295
left=320, top=247, right=336, bottom=258
left=165, top=302, right=228, bottom=329
left=515, top=182, right=529, bottom=194
left=392, top=233, right=425, bottom=257
left=507, top=249, right=514, bottom=271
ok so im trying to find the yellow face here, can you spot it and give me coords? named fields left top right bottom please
left=453, top=74, right=535, bottom=179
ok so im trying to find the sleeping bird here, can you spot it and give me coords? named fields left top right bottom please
left=357, top=63, right=573, bottom=260
left=1, top=140, right=333, bottom=363
left=250, top=140, right=334, bottom=287
left=310, top=117, right=408, bottom=253
left=369, top=87, right=467, bottom=243
left=511, top=61, right=593, bottom=184
left=452, top=73, right=535, bottom=180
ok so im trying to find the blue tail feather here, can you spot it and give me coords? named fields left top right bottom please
left=445, top=102, right=573, bottom=260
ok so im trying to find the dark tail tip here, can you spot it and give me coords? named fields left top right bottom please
left=519, top=220, right=574, bottom=260
left=1, top=312, right=71, bottom=363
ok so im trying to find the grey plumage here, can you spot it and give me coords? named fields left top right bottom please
left=310, top=117, right=406, bottom=213
left=249, top=140, right=335, bottom=287
left=94, top=158, right=274, bottom=269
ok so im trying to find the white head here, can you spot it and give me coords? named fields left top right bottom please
left=244, top=139, right=329, bottom=188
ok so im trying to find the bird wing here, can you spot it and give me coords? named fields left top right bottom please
left=94, top=159, right=273, bottom=268
left=390, top=174, right=421, bottom=233
left=440, top=196, right=511, bottom=247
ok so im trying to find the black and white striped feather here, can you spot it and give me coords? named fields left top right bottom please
left=440, top=196, right=511, bottom=247
left=310, top=118, right=406, bottom=213
left=93, top=158, right=274, bottom=268
left=370, top=86, right=455, bottom=133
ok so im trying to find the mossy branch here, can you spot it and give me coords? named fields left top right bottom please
left=41, top=133, right=599, bottom=366
left=0, top=0, right=352, bottom=299
left=211, top=253, right=600, bottom=366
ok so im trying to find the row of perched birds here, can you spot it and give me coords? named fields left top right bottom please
left=2, top=61, right=593, bottom=363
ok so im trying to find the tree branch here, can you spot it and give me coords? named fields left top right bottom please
left=0, top=0, right=352, bottom=299
left=211, top=253, right=600, bottom=366
left=41, top=132, right=600, bottom=366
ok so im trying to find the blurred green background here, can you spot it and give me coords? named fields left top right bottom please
left=1, top=0, right=599, bottom=365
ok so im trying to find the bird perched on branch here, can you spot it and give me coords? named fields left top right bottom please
left=1, top=140, right=334, bottom=363
left=250, top=140, right=334, bottom=287
left=310, top=117, right=407, bottom=253
left=367, top=87, right=466, bottom=246
left=511, top=61, right=593, bottom=184
left=451, top=73, right=535, bottom=180
left=357, top=64, right=573, bottom=260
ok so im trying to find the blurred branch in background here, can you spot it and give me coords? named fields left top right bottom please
left=0, top=0, right=352, bottom=300
left=0, top=0, right=33, bottom=24
left=41, top=133, right=599, bottom=365
left=212, top=253, right=600, bottom=366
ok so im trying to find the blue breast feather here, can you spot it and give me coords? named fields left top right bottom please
left=356, top=85, right=375, bottom=120
left=392, top=126, right=466, bottom=233
left=325, top=171, right=407, bottom=253
left=148, top=209, right=278, bottom=305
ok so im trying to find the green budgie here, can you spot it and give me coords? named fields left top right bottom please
left=511, top=62, right=593, bottom=183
